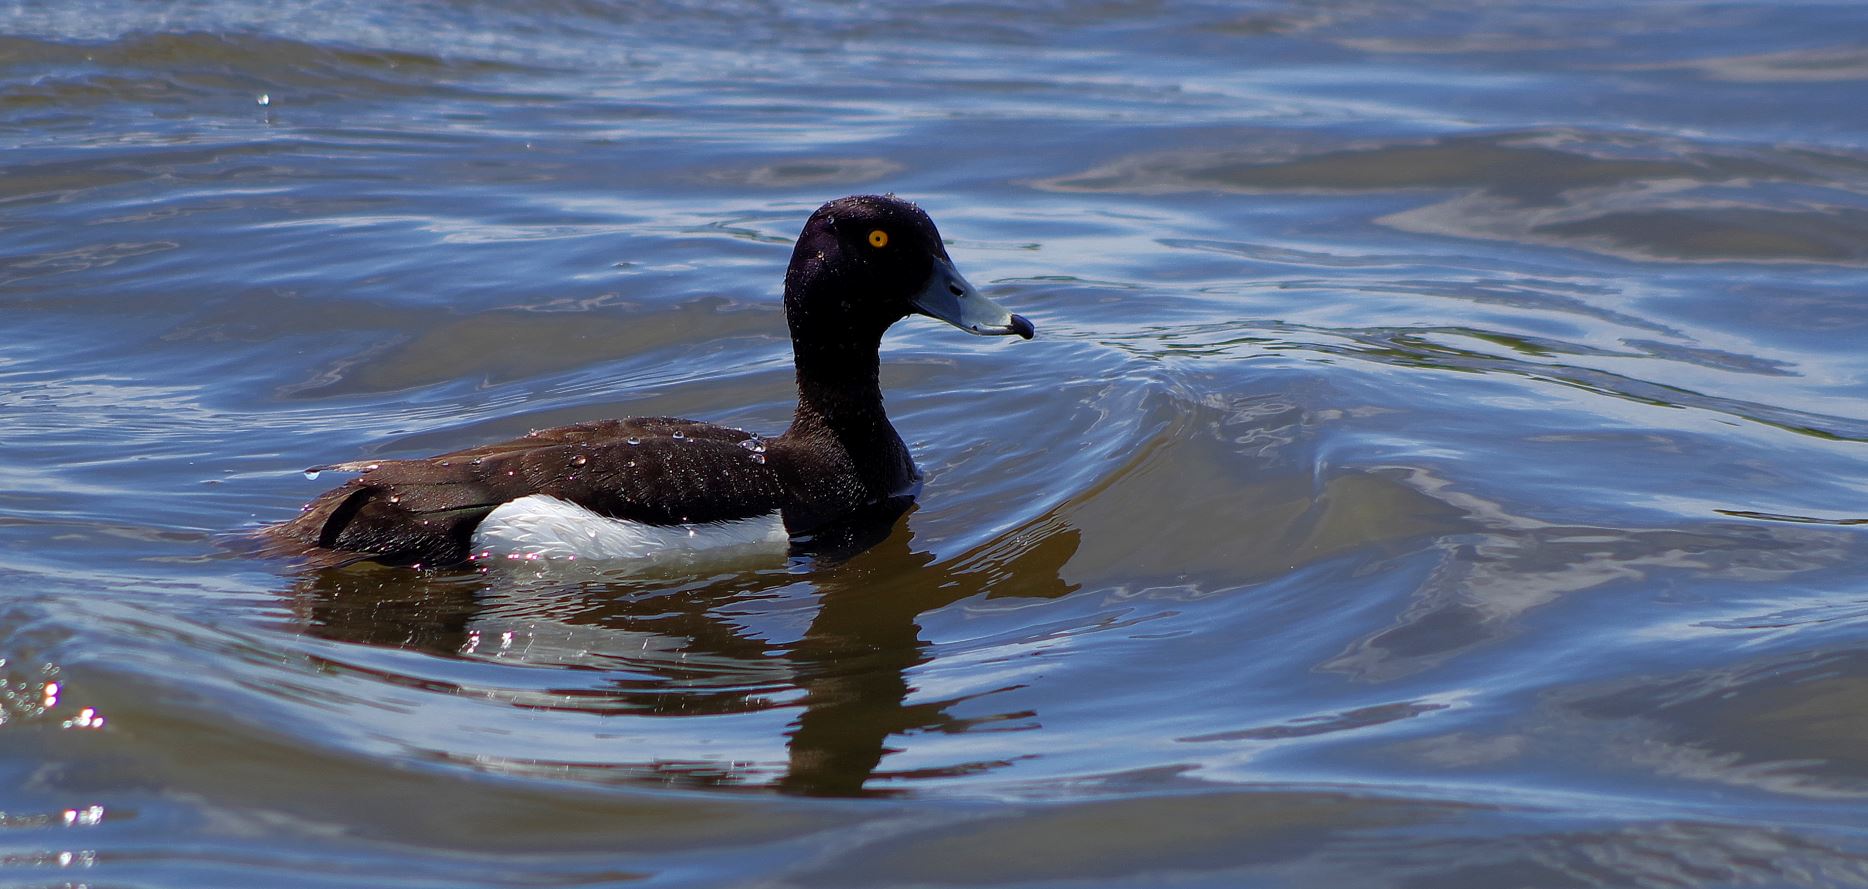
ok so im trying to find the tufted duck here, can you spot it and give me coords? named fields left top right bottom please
left=267, top=194, right=1033, bottom=567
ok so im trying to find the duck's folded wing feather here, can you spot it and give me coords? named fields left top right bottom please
left=268, top=419, right=785, bottom=565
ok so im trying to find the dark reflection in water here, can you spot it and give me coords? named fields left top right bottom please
left=288, top=505, right=1079, bottom=796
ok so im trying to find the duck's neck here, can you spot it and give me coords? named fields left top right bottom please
left=783, top=332, right=916, bottom=497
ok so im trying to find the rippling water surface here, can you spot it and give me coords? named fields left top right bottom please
left=5, top=2, right=1868, bottom=886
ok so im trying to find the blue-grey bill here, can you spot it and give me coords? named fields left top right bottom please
left=912, top=257, right=1035, bottom=339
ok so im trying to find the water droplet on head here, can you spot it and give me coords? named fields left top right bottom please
left=749, top=453, right=766, bottom=464
left=571, top=455, right=588, bottom=466
left=672, top=431, right=685, bottom=439
left=388, top=494, right=401, bottom=504
left=302, top=469, right=321, bottom=480
left=470, top=457, right=483, bottom=465
left=626, top=436, right=640, bottom=446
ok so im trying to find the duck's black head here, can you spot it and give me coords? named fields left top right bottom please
left=783, top=194, right=1034, bottom=350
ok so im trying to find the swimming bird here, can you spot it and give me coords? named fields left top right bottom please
left=268, top=194, right=1033, bottom=568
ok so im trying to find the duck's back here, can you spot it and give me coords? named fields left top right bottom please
left=272, top=418, right=787, bottom=566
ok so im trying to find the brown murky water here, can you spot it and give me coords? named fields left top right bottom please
left=5, top=2, right=1868, bottom=886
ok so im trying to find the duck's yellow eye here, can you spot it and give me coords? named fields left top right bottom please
left=867, top=229, right=889, bottom=249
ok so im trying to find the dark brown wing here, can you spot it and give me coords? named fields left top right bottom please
left=267, top=418, right=786, bottom=566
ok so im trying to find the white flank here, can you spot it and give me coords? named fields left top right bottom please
left=470, top=494, right=789, bottom=564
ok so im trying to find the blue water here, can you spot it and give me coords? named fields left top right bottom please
left=5, top=2, right=1868, bottom=886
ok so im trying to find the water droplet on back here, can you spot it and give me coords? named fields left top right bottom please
left=571, top=454, right=588, bottom=466
left=626, top=437, right=640, bottom=446
left=672, top=431, right=685, bottom=439
left=749, top=453, right=766, bottom=464
left=302, top=469, right=321, bottom=480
